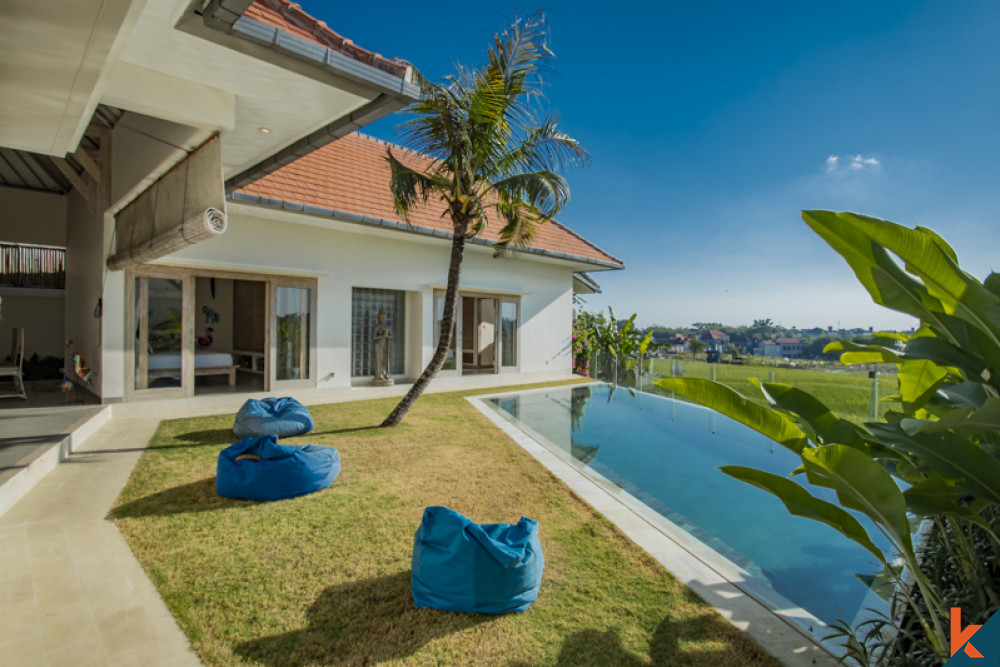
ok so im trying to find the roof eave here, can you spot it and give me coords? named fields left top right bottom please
left=177, top=3, right=420, bottom=192
left=197, top=2, right=419, bottom=101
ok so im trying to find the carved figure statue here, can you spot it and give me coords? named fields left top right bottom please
left=372, top=308, right=394, bottom=386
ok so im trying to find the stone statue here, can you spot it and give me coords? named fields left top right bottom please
left=372, top=308, right=394, bottom=386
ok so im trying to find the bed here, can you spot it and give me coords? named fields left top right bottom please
left=147, top=351, right=237, bottom=386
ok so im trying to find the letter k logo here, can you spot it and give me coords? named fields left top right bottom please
left=952, top=608, right=984, bottom=659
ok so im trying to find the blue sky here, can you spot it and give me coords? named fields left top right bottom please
left=309, top=1, right=999, bottom=331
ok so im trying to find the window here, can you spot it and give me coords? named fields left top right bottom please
left=352, top=288, right=405, bottom=377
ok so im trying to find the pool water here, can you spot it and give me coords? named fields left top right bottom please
left=485, top=383, right=890, bottom=630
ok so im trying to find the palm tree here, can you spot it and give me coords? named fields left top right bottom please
left=379, top=14, right=588, bottom=427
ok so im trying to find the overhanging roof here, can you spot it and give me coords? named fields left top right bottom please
left=0, top=0, right=419, bottom=186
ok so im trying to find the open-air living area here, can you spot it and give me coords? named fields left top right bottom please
left=4, top=0, right=999, bottom=665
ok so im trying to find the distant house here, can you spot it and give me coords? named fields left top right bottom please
left=650, top=332, right=687, bottom=355
left=776, top=338, right=803, bottom=358
left=697, top=329, right=729, bottom=352
left=729, top=334, right=754, bottom=355
left=755, top=340, right=780, bottom=358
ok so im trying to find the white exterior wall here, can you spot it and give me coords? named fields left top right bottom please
left=124, top=208, right=576, bottom=392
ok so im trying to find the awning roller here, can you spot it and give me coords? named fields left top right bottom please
left=107, top=134, right=227, bottom=271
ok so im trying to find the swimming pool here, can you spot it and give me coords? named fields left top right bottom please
left=483, top=383, right=890, bottom=633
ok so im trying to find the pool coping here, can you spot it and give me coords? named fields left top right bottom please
left=468, top=383, right=841, bottom=667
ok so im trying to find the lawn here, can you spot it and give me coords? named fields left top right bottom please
left=113, top=381, right=778, bottom=666
left=647, top=359, right=896, bottom=423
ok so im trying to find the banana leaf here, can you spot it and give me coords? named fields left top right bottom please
left=654, top=378, right=809, bottom=453
left=720, top=465, right=886, bottom=561
left=799, top=445, right=915, bottom=556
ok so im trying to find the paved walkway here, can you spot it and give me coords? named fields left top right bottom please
left=0, top=416, right=200, bottom=666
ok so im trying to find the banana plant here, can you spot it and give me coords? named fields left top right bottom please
left=656, top=211, right=1000, bottom=663
left=591, top=307, right=660, bottom=390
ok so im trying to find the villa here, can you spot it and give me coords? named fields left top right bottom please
left=0, top=0, right=622, bottom=406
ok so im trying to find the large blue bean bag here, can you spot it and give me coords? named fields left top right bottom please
left=411, top=506, right=544, bottom=614
left=216, top=434, right=340, bottom=501
left=233, top=397, right=314, bottom=439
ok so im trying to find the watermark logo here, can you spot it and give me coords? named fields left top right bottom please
left=952, top=608, right=984, bottom=658
left=945, top=608, right=999, bottom=666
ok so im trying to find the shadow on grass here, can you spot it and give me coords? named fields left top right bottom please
left=309, top=424, right=383, bottom=437
left=235, top=570, right=491, bottom=666
left=112, top=477, right=246, bottom=518
left=547, top=613, right=765, bottom=667
left=166, top=428, right=235, bottom=447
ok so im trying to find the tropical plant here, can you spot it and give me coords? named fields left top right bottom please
left=590, top=307, right=659, bottom=387
left=378, top=14, right=588, bottom=426
left=573, top=309, right=604, bottom=376
left=656, top=211, right=1000, bottom=663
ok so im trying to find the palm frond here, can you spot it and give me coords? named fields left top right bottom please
left=385, top=149, right=448, bottom=219
left=491, top=170, right=570, bottom=219
left=496, top=116, right=589, bottom=176
left=491, top=190, right=544, bottom=257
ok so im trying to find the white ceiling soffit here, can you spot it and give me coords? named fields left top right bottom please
left=0, top=0, right=146, bottom=156
left=1, top=0, right=417, bottom=182
left=110, top=0, right=419, bottom=182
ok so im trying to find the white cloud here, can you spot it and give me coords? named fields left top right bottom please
left=825, top=153, right=881, bottom=174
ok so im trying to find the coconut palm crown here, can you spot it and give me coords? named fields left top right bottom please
left=380, top=14, right=588, bottom=426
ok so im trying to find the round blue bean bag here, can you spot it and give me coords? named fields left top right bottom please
left=233, top=397, right=314, bottom=439
left=411, top=506, right=544, bottom=614
left=216, top=434, right=340, bottom=501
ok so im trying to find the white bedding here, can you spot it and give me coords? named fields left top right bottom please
left=148, top=352, right=234, bottom=370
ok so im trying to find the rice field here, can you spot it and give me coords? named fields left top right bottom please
left=645, top=359, right=895, bottom=424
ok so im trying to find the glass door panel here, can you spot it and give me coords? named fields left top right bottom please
left=434, top=293, right=458, bottom=371
left=133, top=274, right=188, bottom=394
left=500, top=300, right=518, bottom=368
left=478, top=298, right=497, bottom=371
left=275, top=286, right=310, bottom=381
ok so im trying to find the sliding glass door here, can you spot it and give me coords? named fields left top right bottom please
left=433, top=291, right=519, bottom=376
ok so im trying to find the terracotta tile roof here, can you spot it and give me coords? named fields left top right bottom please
left=244, top=0, right=408, bottom=79
left=237, top=132, right=623, bottom=268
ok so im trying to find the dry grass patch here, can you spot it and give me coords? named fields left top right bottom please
left=113, top=381, right=778, bottom=666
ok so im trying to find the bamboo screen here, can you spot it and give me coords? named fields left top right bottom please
left=0, top=242, right=66, bottom=289
left=107, top=134, right=227, bottom=270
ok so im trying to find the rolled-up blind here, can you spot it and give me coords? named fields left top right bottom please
left=107, top=134, right=227, bottom=271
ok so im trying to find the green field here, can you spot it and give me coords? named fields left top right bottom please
left=642, top=359, right=896, bottom=424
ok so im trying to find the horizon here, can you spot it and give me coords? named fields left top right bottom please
left=308, top=1, right=998, bottom=331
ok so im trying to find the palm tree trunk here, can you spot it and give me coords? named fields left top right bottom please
left=380, top=231, right=466, bottom=426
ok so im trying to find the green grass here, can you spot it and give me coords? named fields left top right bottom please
left=648, top=359, right=896, bottom=423
left=113, top=380, right=778, bottom=666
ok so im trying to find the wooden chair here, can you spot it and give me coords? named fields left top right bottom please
left=0, top=328, right=27, bottom=399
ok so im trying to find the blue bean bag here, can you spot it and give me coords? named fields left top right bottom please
left=216, top=434, right=340, bottom=501
left=233, top=397, right=314, bottom=439
left=411, top=506, right=544, bottom=614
